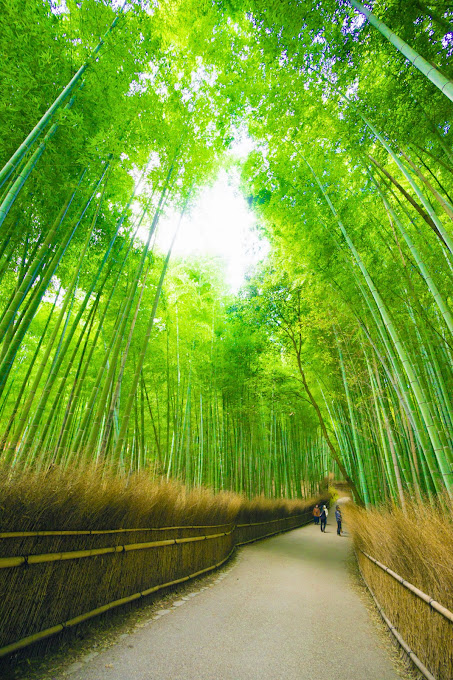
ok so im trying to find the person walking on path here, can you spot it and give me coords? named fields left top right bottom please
left=320, top=505, right=328, bottom=532
left=335, top=506, right=342, bottom=536
left=313, top=504, right=320, bottom=525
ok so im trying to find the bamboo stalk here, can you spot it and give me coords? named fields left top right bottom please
left=349, top=0, right=453, bottom=102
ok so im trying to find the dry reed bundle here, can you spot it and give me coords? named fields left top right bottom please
left=0, top=465, right=322, bottom=660
left=345, top=497, right=453, bottom=680
left=0, top=466, right=237, bottom=532
left=236, top=494, right=314, bottom=523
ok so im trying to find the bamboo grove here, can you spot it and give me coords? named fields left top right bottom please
left=0, top=0, right=452, bottom=507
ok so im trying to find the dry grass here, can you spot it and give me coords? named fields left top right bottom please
left=0, top=466, right=234, bottom=531
left=0, top=465, right=315, bottom=531
left=345, top=495, right=453, bottom=680
left=0, top=464, right=323, bottom=661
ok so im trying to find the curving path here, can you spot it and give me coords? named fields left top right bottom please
left=61, top=521, right=404, bottom=680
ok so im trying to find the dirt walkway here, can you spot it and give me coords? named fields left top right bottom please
left=60, top=522, right=406, bottom=680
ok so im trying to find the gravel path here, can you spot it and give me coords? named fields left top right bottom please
left=61, top=522, right=404, bottom=680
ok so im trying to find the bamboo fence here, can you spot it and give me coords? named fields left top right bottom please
left=357, top=550, right=453, bottom=680
left=0, top=511, right=312, bottom=658
left=357, top=561, right=436, bottom=680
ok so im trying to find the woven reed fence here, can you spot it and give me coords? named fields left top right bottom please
left=0, top=510, right=312, bottom=657
left=357, top=550, right=453, bottom=680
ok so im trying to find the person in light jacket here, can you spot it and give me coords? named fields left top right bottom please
left=320, top=505, right=328, bottom=532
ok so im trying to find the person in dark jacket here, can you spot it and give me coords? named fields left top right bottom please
left=335, top=506, right=342, bottom=535
left=320, top=505, right=328, bottom=532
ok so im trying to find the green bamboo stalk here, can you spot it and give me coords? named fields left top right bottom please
left=0, top=287, right=59, bottom=453
left=370, top=354, right=406, bottom=507
left=57, top=238, right=135, bottom=463
left=349, top=0, right=453, bottom=102
left=0, top=180, right=95, bottom=400
left=412, top=142, right=453, bottom=176
left=335, top=329, right=370, bottom=505
left=0, top=6, right=125, bottom=189
left=4, top=194, right=102, bottom=463
left=0, top=171, right=85, bottom=344
left=369, top=168, right=453, bottom=336
left=36, top=295, right=100, bottom=465
left=359, top=114, right=453, bottom=254
left=0, top=94, right=78, bottom=231
left=3, top=278, right=80, bottom=465
left=111, top=203, right=187, bottom=463
left=68, top=287, right=130, bottom=460
left=14, top=175, right=125, bottom=455
left=367, top=356, right=400, bottom=502
left=322, top=83, right=453, bottom=254
left=304, top=155, right=452, bottom=493
left=367, top=154, right=444, bottom=243
left=75, top=167, right=173, bottom=459
left=95, top=259, right=153, bottom=457
left=323, top=222, right=438, bottom=492
left=51, top=295, right=99, bottom=465
left=400, top=148, right=453, bottom=222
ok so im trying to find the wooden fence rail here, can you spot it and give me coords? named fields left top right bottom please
left=0, top=523, right=234, bottom=538
left=358, top=549, right=453, bottom=680
left=0, top=530, right=234, bottom=569
left=357, top=561, right=437, bottom=680
left=360, top=550, right=453, bottom=624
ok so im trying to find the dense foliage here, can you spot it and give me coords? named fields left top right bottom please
left=0, top=0, right=452, bottom=505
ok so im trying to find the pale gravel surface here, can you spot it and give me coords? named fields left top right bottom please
left=58, top=522, right=407, bottom=680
